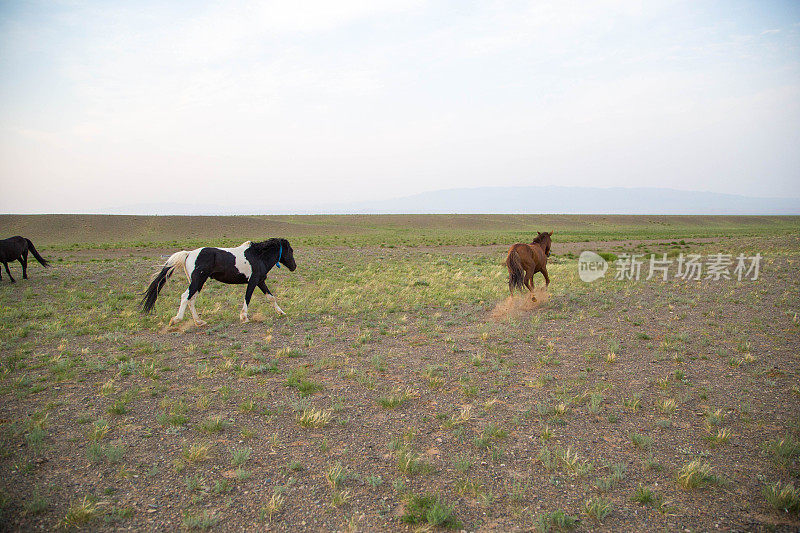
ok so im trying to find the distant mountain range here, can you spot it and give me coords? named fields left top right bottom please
left=106, top=186, right=800, bottom=215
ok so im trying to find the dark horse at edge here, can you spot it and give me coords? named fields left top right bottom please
left=505, top=231, right=553, bottom=301
left=0, top=236, right=49, bottom=283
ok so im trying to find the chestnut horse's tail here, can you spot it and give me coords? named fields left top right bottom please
left=506, top=249, right=525, bottom=295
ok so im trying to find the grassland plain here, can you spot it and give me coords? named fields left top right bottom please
left=2, top=214, right=799, bottom=248
left=0, top=215, right=798, bottom=532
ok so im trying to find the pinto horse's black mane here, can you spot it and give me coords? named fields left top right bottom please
left=249, top=238, right=286, bottom=256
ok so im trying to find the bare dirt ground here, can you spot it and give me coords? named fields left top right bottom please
left=0, top=234, right=798, bottom=531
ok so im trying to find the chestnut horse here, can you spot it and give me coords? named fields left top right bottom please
left=505, top=231, right=553, bottom=300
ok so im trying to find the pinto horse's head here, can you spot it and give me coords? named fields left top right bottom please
left=532, top=231, right=554, bottom=257
left=278, top=239, right=297, bottom=271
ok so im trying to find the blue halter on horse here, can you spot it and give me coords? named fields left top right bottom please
left=275, top=242, right=282, bottom=268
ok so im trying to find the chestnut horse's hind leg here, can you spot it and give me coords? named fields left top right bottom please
left=524, top=268, right=536, bottom=301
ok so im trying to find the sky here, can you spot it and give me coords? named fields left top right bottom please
left=1, top=0, right=799, bottom=213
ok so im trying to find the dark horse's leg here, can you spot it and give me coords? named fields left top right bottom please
left=258, top=279, right=286, bottom=315
left=20, top=250, right=28, bottom=279
left=3, top=262, right=14, bottom=283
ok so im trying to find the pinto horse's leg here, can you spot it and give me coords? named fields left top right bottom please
left=240, top=281, right=258, bottom=323
left=187, top=294, right=205, bottom=326
left=170, top=271, right=208, bottom=327
left=187, top=272, right=208, bottom=326
left=3, top=262, right=15, bottom=283
left=170, top=289, right=191, bottom=326
left=258, top=280, right=286, bottom=316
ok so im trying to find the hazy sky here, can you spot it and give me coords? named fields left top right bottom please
left=1, top=0, right=799, bottom=213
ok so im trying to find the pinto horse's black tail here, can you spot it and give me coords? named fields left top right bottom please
left=140, top=251, right=189, bottom=313
left=25, top=239, right=48, bottom=267
left=506, top=249, right=525, bottom=295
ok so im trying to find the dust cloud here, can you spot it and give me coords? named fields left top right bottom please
left=490, top=288, right=549, bottom=320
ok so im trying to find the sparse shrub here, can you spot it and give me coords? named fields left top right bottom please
left=623, top=392, right=642, bottom=411
left=330, top=489, right=351, bottom=507
left=325, top=462, right=348, bottom=489
left=765, top=436, right=800, bottom=467
left=401, top=493, right=461, bottom=529
left=535, top=509, right=578, bottom=532
left=396, top=446, right=434, bottom=474
left=705, top=427, right=731, bottom=446
left=537, top=446, right=557, bottom=471
left=658, top=398, right=676, bottom=414
left=297, top=407, right=331, bottom=428
left=89, top=419, right=110, bottom=442
left=677, top=460, right=718, bottom=489
left=704, top=408, right=724, bottom=426
left=632, top=485, right=658, bottom=505
left=584, top=497, right=613, bottom=522
left=588, top=393, right=603, bottom=414
left=230, top=446, right=251, bottom=466
left=258, top=491, right=285, bottom=522
left=182, top=443, right=212, bottom=464
left=60, top=496, right=99, bottom=528
left=377, top=388, right=417, bottom=409
left=628, top=431, right=653, bottom=450
left=182, top=510, right=217, bottom=530
left=197, top=416, right=228, bottom=434
left=285, top=368, right=323, bottom=397
left=763, top=481, right=800, bottom=514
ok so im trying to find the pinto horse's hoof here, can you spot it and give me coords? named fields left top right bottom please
left=168, top=317, right=181, bottom=326
left=194, top=319, right=207, bottom=327
left=240, top=314, right=250, bottom=323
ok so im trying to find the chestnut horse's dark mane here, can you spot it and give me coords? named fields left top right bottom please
left=530, top=233, right=548, bottom=244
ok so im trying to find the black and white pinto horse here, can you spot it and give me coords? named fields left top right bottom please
left=0, top=236, right=49, bottom=283
left=141, top=238, right=296, bottom=326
